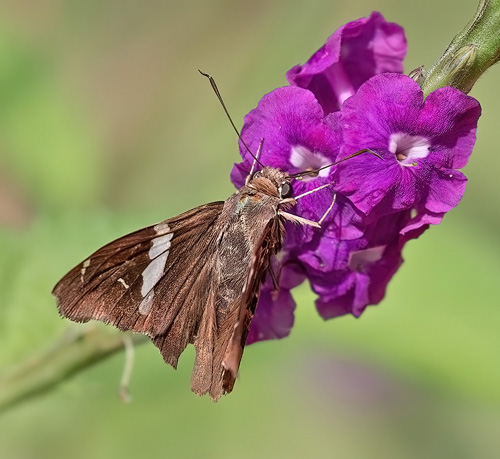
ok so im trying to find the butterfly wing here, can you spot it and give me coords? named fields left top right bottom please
left=214, top=215, right=283, bottom=398
left=54, top=186, right=287, bottom=401
left=53, top=202, right=224, bottom=370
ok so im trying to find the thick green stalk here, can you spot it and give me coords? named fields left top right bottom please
left=0, top=327, right=147, bottom=414
left=421, top=0, right=500, bottom=96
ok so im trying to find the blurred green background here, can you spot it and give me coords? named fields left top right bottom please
left=1, top=0, right=499, bottom=457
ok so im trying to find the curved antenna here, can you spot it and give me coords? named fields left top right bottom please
left=199, top=70, right=264, bottom=168
left=288, top=149, right=382, bottom=179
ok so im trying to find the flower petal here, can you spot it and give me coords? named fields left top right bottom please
left=312, top=240, right=403, bottom=319
left=246, top=263, right=305, bottom=345
left=417, top=87, right=481, bottom=168
left=287, top=12, right=407, bottom=113
left=231, top=86, right=341, bottom=189
left=426, top=168, right=468, bottom=213
left=246, top=287, right=296, bottom=344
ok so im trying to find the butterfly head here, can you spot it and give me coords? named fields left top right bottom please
left=248, top=167, right=293, bottom=200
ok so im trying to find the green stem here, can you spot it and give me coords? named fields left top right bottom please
left=0, top=326, right=147, bottom=414
left=421, top=0, right=500, bottom=96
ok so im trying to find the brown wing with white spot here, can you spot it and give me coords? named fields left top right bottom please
left=53, top=202, right=224, bottom=369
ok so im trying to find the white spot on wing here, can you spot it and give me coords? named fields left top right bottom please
left=138, top=222, right=173, bottom=315
left=80, top=258, right=91, bottom=282
left=153, top=221, right=171, bottom=235
left=141, top=252, right=169, bottom=297
left=149, top=232, right=173, bottom=259
left=118, top=278, right=130, bottom=289
left=139, top=291, right=154, bottom=315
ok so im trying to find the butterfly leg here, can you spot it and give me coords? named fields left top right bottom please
left=317, top=192, right=336, bottom=226
left=268, top=263, right=280, bottom=292
left=292, top=183, right=332, bottom=200
left=279, top=185, right=337, bottom=228
left=278, top=211, right=321, bottom=228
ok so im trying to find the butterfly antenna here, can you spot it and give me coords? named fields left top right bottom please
left=199, top=70, right=264, bottom=167
left=289, top=149, right=383, bottom=179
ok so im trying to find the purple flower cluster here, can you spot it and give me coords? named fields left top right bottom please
left=231, top=12, right=481, bottom=345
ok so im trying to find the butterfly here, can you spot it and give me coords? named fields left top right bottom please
left=53, top=73, right=373, bottom=400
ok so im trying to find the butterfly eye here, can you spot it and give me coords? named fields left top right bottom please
left=280, top=182, right=293, bottom=199
left=252, top=171, right=262, bottom=179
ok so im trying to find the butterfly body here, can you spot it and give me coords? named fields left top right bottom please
left=53, top=166, right=297, bottom=400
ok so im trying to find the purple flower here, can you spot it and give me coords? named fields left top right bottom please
left=231, top=13, right=481, bottom=344
left=287, top=12, right=407, bottom=114
left=334, top=73, right=481, bottom=231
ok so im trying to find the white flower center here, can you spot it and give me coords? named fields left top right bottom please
left=348, top=246, right=385, bottom=272
left=389, top=133, right=430, bottom=165
left=290, top=146, right=331, bottom=181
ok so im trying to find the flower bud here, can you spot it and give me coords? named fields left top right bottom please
left=422, top=0, right=500, bottom=96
